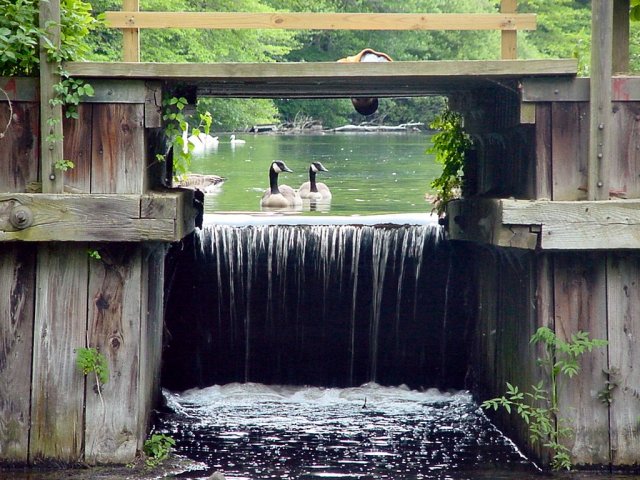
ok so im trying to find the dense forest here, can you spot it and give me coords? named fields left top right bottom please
left=5, top=0, right=638, bottom=130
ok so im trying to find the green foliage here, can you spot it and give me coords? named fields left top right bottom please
left=143, top=433, right=176, bottom=468
left=482, top=327, right=608, bottom=471
left=76, top=347, right=109, bottom=386
left=54, top=159, right=75, bottom=172
left=632, top=0, right=640, bottom=22
left=162, top=96, right=216, bottom=178
left=0, top=0, right=102, bottom=76
left=427, top=108, right=471, bottom=214
left=87, top=248, right=102, bottom=260
left=199, top=97, right=279, bottom=132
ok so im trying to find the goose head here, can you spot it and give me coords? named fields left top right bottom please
left=310, top=161, right=328, bottom=173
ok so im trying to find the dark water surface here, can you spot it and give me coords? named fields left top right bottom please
left=188, top=133, right=440, bottom=215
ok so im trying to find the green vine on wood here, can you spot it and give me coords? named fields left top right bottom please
left=160, top=96, right=214, bottom=180
left=427, top=108, right=471, bottom=215
left=482, top=327, right=608, bottom=471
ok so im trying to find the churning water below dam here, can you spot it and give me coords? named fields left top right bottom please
left=157, top=215, right=640, bottom=480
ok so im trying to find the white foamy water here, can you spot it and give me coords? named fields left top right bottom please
left=156, top=383, right=534, bottom=479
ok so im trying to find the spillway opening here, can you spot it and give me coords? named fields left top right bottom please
left=162, top=215, right=476, bottom=392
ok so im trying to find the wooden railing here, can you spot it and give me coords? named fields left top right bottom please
left=104, top=0, right=535, bottom=62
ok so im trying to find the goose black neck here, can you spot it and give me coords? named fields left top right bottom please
left=269, top=167, right=281, bottom=194
left=308, top=167, right=318, bottom=193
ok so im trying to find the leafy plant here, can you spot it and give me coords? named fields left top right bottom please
left=54, top=159, right=75, bottom=172
left=87, top=248, right=102, bottom=260
left=427, top=108, right=472, bottom=215
left=77, top=346, right=109, bottom=386
left=161, top=96, right=214, bottom=180
left=143, top=433, right=176, bottom=468
left=482, top=327, right=607, bottom=470
left=632, top=0, right=640, bottom=22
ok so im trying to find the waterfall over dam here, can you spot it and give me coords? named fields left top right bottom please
left=163, top=215, right=475, bottom=391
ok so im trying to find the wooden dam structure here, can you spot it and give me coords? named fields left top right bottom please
left=1, top=0, right=639, bottom=471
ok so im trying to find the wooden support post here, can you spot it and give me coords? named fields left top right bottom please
left=123, top=0, right=140, bottom=62
left=613, top=0, right=630, bottom=74
left=501, top=0, right=517, bottom=59
left=589, top=0, right=613, bottom=201
left=39, top=0, right=64, bottom=194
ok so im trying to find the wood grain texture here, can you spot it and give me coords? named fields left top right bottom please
left=500, top=0, right=518, bottom=59
left=85, top=244, right=142, bottom=463
left=39, top=0, right=64, bottom=194
left=551, top=102, right=589, bottom=201
left=553, top=253, right=610, bottom=465
left=0, top=244, right=36, bottom=463
left=610, top=102, right=640, bottom=198
left=105, top=11, right=536, bottom=31
left=535, top=103, right=552, bottom=199
left=589, top=0, right=613, bottom=200
left=607, top=253, right=640, bottom=465
left=0, top=102, right=39, bottom=192
left=0, top=192, right=192, bottom=242
left=30, top=244, right=88, bottom=463
left=63, top=104, right=93, bottom=193
left=122, top=0, right=140, bottom=62
left=91, top=104, right=145, bottom=194
left=137, top=243, right=166, bottom=447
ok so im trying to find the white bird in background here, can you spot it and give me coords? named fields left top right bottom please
left=230, top=134, right=246, bottom=145
left=189, top=132, right=219, bottom=152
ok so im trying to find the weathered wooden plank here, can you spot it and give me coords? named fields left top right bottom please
left=137, top=243, right=166, bottom=448
left=63, top=104, right=92, bottom=192
left=30, top=244, right=88, bottom=463
left=122, top=0, right=140, bottom=62
left=83, top=79, right=147, bottom=103
left=446, top=199, right=538, bottom=249
left=554, top=253, right=610, bottom=465
left=501, top=199, right=640, bottom=225
left=522, top=77, right=640, bottom=102
left=0, top=244, right=36, bottom=463
left=613, top=0, right=630, bottom=74
left=105, top=11, right=537, bottom=31
left=589, top=0, right=613, bottom=201
left=91, top=104, right=145, bottom=194
left=0, top=193, right=190, bottom=242
left=610, top=102, right=640, bottom=198
left=144, top=82, right=162, bottom=128
left=0, top=77, right=38, bottom=102
left=607, top=253, right=640, bottom=465
left=39, top=0, right=64, bottom=194
left=501, top=0, right=518, bottom=59
left=85, top=244, right=142, bottom=463
left=535, top=103, right=552, bottom=199
left=0, top=102, right=39, bottom=192
left=551, top=102, right=588, bottom=201
left=65, top=59, right=578, bottom=79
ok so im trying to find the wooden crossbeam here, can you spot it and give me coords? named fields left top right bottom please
left=104, top=11, right=536, bottom=31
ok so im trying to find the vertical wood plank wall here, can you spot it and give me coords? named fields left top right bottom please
left=0, top=80, right=165, bottom=465
left=467, top=93, right=640, bottom=467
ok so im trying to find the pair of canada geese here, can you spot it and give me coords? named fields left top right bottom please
left=261, top=161, right=331, bottom=208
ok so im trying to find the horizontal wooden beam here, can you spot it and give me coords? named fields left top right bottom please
left=64, top=60, right=577, bottom=98
left=447, top=198, right=640, bottom=250
left=105, top=11, right=536, bottom=31
left=0, top=191, right=195, bottom=242
left=521, top=76, right=640, bottom=102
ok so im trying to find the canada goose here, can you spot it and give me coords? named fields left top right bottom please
left=175, top=173, right=226, bottom=194
left=260, top=161, right=302, bottom=209
left=298, top=162, right=332, bottom=200
left=230, top=134, right=246, bottom=145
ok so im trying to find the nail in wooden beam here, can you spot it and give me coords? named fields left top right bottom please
left=589, top=0, right=613, bottom=200
left=39, top=0, right=64, bottom=194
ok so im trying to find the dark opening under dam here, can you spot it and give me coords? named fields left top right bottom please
left=162, top=215, right=478, bottom=392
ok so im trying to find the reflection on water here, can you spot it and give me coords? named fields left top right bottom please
left=155, top=383, right=537, bottom=479
left=188, top=133, right=439, bottom=216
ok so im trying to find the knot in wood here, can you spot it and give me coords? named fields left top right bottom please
left=9, top=205, right=33, bottom=230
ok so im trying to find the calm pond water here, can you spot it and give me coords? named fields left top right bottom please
left=189, top=132, right=440, bottom=216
